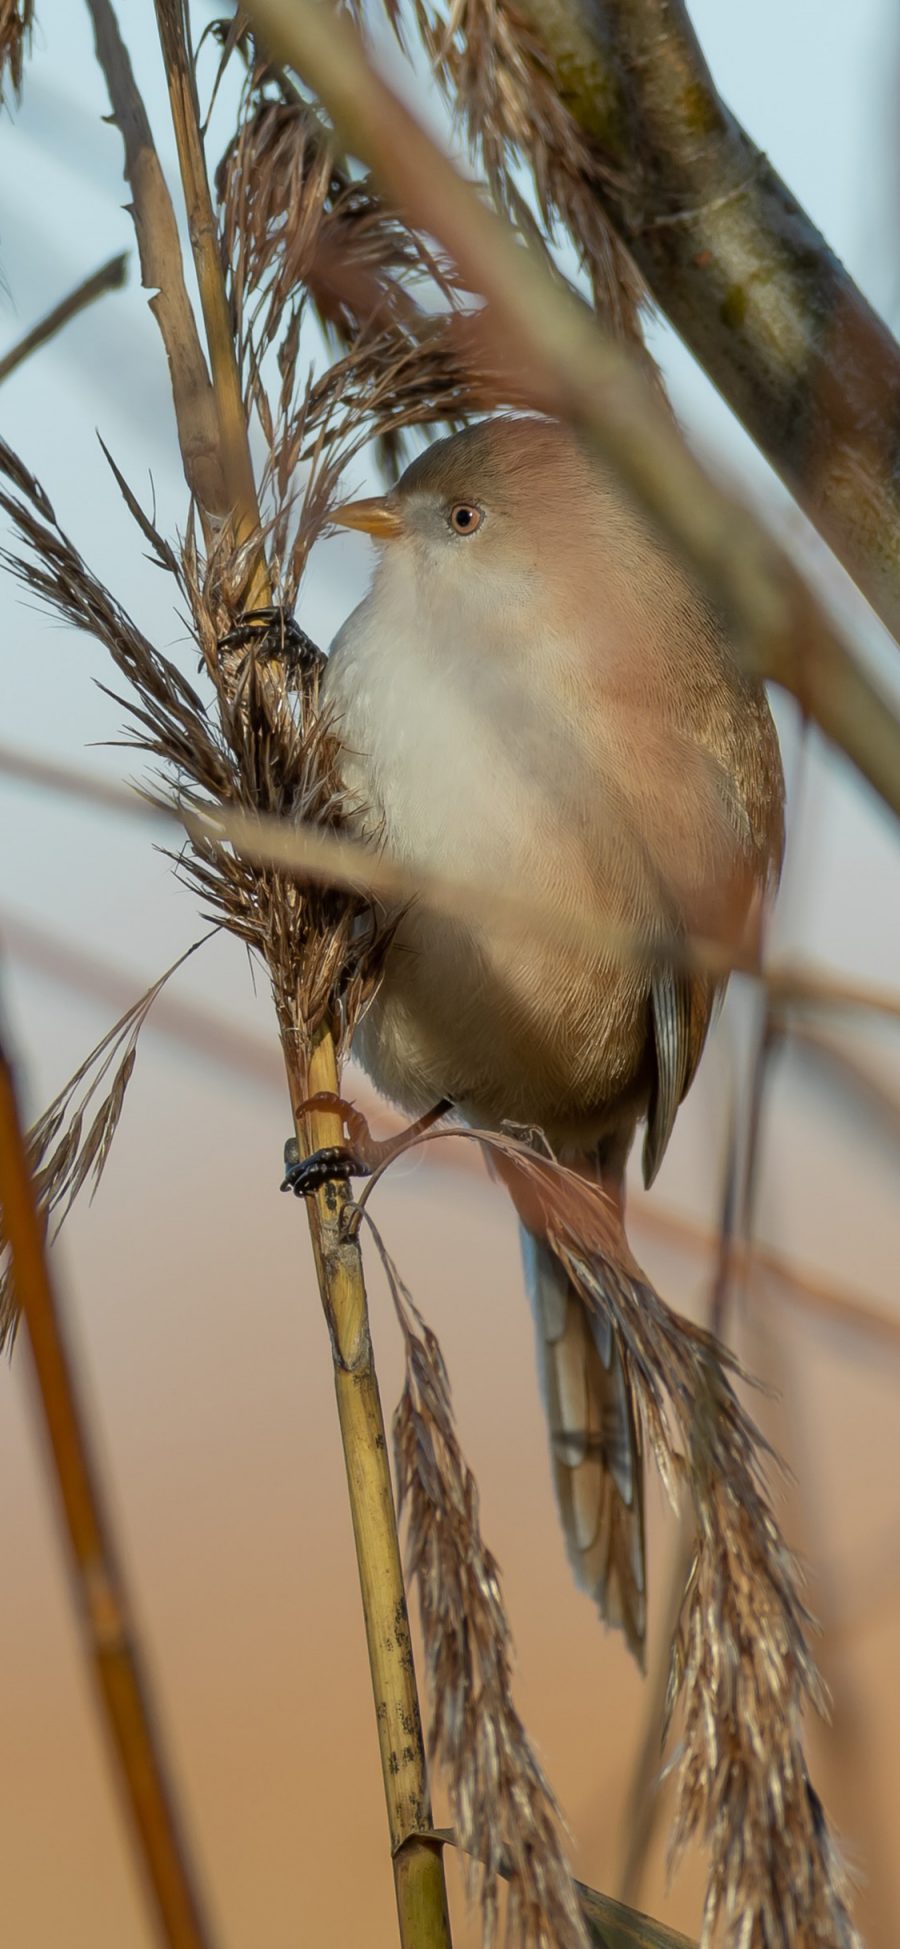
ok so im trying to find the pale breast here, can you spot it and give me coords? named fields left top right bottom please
left=322, top=588, right=654, bottom=1137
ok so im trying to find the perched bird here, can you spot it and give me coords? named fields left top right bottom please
left=319, top=415, right=784, bottom=1661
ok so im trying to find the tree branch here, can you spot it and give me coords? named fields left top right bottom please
left=514, top=0, right=900, bottom=640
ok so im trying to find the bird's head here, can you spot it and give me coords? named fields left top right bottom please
left=330, top=415, right=605, bottom=612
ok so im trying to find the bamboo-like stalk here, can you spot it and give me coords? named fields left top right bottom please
left=149, top=8, right=451, bottom=1941
left=153, top=0, right=263, bottom=599
left=513, top=0, right=900, bottom=644
left=285, top=1035, right=451, bottom=1948
left=0, top=1027, right=215, bottom=1949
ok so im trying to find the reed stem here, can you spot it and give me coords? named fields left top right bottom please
left=151, top=8, right=451, bottom=1937
left=0, top=1029, right=215, bottom=1949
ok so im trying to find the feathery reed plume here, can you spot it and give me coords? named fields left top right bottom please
left=0, top=430, right=386, bottom=1325
left=485, top=1136, right=858, bottom=1949
left=0, top=935, right=214, bottom=1347
left=214, top=43, right=529, bottom=586
left=348, top=1105, right=859, bottom=1947
left=0, top=0, right=33, bottom=99
left=375, top=0, right=656, bottom=371
left=366, top=1216, right=589, bottom=1949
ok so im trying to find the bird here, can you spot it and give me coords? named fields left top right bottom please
left=317, top=414, right=785, bottom=1662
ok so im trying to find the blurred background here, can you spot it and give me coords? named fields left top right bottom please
left=1, top=2, right=899, bottom=1944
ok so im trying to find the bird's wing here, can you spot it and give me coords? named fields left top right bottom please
left=521, top=1223, right=647, bottom=1665
left=642, top=960, right=714, bottom=1188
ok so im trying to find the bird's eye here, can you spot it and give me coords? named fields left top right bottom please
left=448, top=503, right=483, bottom=535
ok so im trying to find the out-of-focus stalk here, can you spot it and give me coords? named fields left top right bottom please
left=0, top=1028, right=216, bottom=1949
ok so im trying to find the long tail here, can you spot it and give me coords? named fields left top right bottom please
left=520, top=1216, right=647, bottom=1666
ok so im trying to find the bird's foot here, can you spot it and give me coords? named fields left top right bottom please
left=280, top=1091, right=453, bottom=1197
left=281, top=1136, right=368, bottom=1198
left=499, top=1119, right=556, bottom=1160
left=218, top=606, right=324, bottom=676
left=280, top=1092, right=378, bottom=1199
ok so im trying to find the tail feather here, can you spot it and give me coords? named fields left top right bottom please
left=522, top=1227, right=647, bottom=1665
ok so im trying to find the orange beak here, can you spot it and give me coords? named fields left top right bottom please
left=331, top=496, right=404, bottom=540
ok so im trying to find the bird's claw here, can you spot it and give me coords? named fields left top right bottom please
left=280, top=1091, right=452, bottom=1198
left=218, top=606, right=324, bottom=674
left=281, top=1132, right=370, bottom=1198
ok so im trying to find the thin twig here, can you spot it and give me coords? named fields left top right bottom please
left=508, top=0, right=900, bottom=639
left=0, top=253, right=129, bottom=384
left=0, top=1022, right=216, bottom=1949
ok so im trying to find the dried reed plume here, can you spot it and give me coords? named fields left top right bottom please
left=480, top=1134, right=859, bottom=1949
left=379, top=0, right=656, bottom=373
left=369, top=1217, right=589, bottom=1949
left=216, top=49, right=529, bottom=588
left=0, top=435, right=384, bottom=1340
left=0, top=930, right=212, bottom=1345
left=0, top=0, right=32, bottom=99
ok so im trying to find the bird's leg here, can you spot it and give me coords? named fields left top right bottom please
left=281, top=1093, right=453, bottom=1198
left=217, top=605, right=324, bottom=676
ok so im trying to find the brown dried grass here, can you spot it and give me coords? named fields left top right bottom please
left=0, top=0, right=33, bottom=100
left=367, top=1213, right=589, bottom=1949
left=353, top=1114, right=860, bottom=1949
left=373, top=0, right=657, bottom=375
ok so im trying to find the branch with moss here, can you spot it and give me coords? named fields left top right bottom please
left=411, top=0, right=900, bottom=641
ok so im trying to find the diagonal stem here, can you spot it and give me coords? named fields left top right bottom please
left=0, top=1026, right=216, bottom=1949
